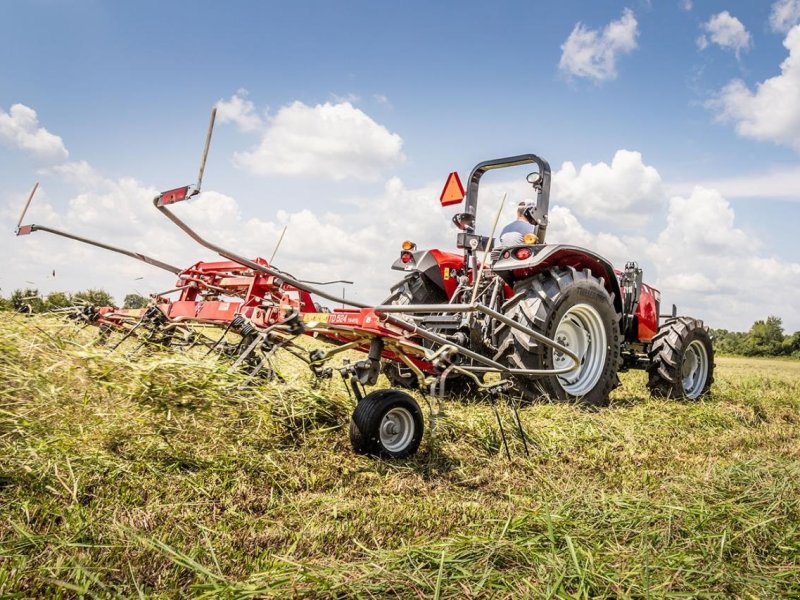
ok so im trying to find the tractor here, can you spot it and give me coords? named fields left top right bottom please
left=379, top=154, right=714, bottom=410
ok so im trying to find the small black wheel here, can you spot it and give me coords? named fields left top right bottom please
left=349, top=389, right=424, bottom=458
left=648, top=317, right=714, bottom=400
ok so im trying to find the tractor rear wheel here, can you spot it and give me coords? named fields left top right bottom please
left=349, top=389, right=424, bottom=458
left=496, top=267, right=622, bottom=405
left=647, top=317, right=714, bottom=400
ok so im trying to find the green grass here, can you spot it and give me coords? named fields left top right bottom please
left=1, top=315, right=799, bottom=598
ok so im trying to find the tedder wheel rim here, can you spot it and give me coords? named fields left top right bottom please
left=379, top=407, right=415, bottom=453
left=682, top=339, right=709, bottom=399
left=553, top=303, right=608, bottom=397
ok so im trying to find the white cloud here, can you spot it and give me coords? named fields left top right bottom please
left=681, top=0, right=693, bottom=11
left=559, top=9, right=639, bottom=82
left=770, top=0, right=800, bottom=33
left=215, top=90, right=264, bottom=133
left=697, top=11, right=752, bottom=56
left=668, top=165, right=800, bottom=200
left=709, top=25, right=800, bottom=151
left=0, top=103, right=68, bottom=161
left=39, top=160, right=105, bottom=188
left=5, top=138, right=800, bottom=331
left=552, top=150, right=665, bottom=228
left=234, top=101, right=405, bottom=181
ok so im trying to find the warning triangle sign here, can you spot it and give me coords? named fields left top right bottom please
left=439, top=171, right=465, bottom=206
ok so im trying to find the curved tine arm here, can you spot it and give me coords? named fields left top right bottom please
left=22, top=225, right=182, bottom=275
left=153, top=197, right=369, bottom=308
left=16, top=183, right=39, bottom=231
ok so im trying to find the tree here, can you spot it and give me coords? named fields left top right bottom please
left=742, top=316, right=784, bottom=356
left=73, top=289, right=115, bottom=307
left=44, top=291, right=73, bottom=310
left=123, top=293, right=149, bottom=309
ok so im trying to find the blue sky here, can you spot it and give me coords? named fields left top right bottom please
left=2, top=0, right=800, bottom=330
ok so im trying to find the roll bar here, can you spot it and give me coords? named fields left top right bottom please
left=462, top=154, right=551, bottom=243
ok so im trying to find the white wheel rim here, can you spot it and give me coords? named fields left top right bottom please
left=682, top=340, right=709, bottom=399
left=379, top=407, right=415, bottom=452
left=552, top=303, right=608, bottom=397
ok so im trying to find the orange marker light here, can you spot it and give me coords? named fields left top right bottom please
left=523, top=233, right=539, bottom=245
left=402, top=240, right=417, bottom=251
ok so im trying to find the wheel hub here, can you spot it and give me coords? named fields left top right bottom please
left=681, top=340, right=709, bottom=399
left=553, top=303, right=607, bottom=397
left=379, top=407, right=415, bottom=452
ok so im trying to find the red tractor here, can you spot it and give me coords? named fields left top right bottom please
left=150, top=148, right=715, bottom=460
left=380, top=154, right=714, bottom=407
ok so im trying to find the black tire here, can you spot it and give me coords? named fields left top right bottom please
left=647, top=317, right=714, bottom=400
left=495, top=266, right=622, bottom=406
left=349, top=389, right=424, bottom=458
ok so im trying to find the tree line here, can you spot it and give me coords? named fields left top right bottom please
left=1, top=288, right=798, bottom=358
left=0, top=288, right=148, bottom=313
left=711, top=316, right=800, bottom=358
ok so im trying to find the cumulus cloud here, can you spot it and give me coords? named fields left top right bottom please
left=552, top=150, right=665, bottom=228
left=709, top=25, right=800, bottom=151
left=559, top=9, right=639, bottom=82
left=0, top=103, right=68, bottom=161
left=697, top=11, right=752, bottom=56
left=5, top=137, right=800, bottom=330
left=215, top=90, right=264, bottom=133
left=770, top=0, right=800, bottom=33
left=233, top=101, right=405, bottom=181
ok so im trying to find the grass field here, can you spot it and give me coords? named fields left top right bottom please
left=1, top=315, right=799, bottom=598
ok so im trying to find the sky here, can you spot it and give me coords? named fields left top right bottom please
left=1, top=0, right=799, bottom=331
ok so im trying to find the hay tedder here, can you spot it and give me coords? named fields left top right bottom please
left=15, top=110, right=715, bottom=460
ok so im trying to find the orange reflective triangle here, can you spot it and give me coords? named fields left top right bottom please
left=439, top=171, right=465, bottom=206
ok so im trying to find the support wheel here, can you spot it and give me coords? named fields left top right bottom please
left=495, top=266, right=622, bottom=405
left=648, top=317, right=714, bottom=400
left=349, top=389, right=424, bottom=458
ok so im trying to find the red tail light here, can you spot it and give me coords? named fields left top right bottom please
left=401, top=251, right=414, bottom=264
left=514, top=247, right=532, bottom=260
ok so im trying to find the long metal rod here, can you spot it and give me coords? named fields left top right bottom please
left=153, top=199, right=369, bottom=308
left=374, top=304, right=581, bottom=374
left=16, top=182, right=39, bottom=231
left=196, top=108, right=216, bottom=191
left=25, top=225, right=182, bottom=275
left=269, top=225, right=287, bottom=264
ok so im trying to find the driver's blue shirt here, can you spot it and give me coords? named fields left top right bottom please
left=498, top=220, right=536, bottom=246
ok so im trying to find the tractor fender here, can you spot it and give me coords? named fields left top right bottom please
left=492, top=244, right=624, bottom=316
left=391, top=249, right=463, bottom=298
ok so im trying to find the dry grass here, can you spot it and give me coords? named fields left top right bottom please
left=1, top=314, right=799, bottom=597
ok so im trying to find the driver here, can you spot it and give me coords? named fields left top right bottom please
left=497, top=201, right=537, bottom=246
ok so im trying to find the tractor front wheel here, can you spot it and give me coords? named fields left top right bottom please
left=647, top=317, right=714, bottom=400
left=349, top=389, right=424, bottom=458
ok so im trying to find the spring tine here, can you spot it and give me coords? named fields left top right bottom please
left=510, top=397, right=530, bottom=457
left=228, top=333, right=265, bottom=373
left=492, top=398, right=511, bottom=461
left=107, top=318, right=145, bottom=354
left=205, top=317, right=237, bottom=357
